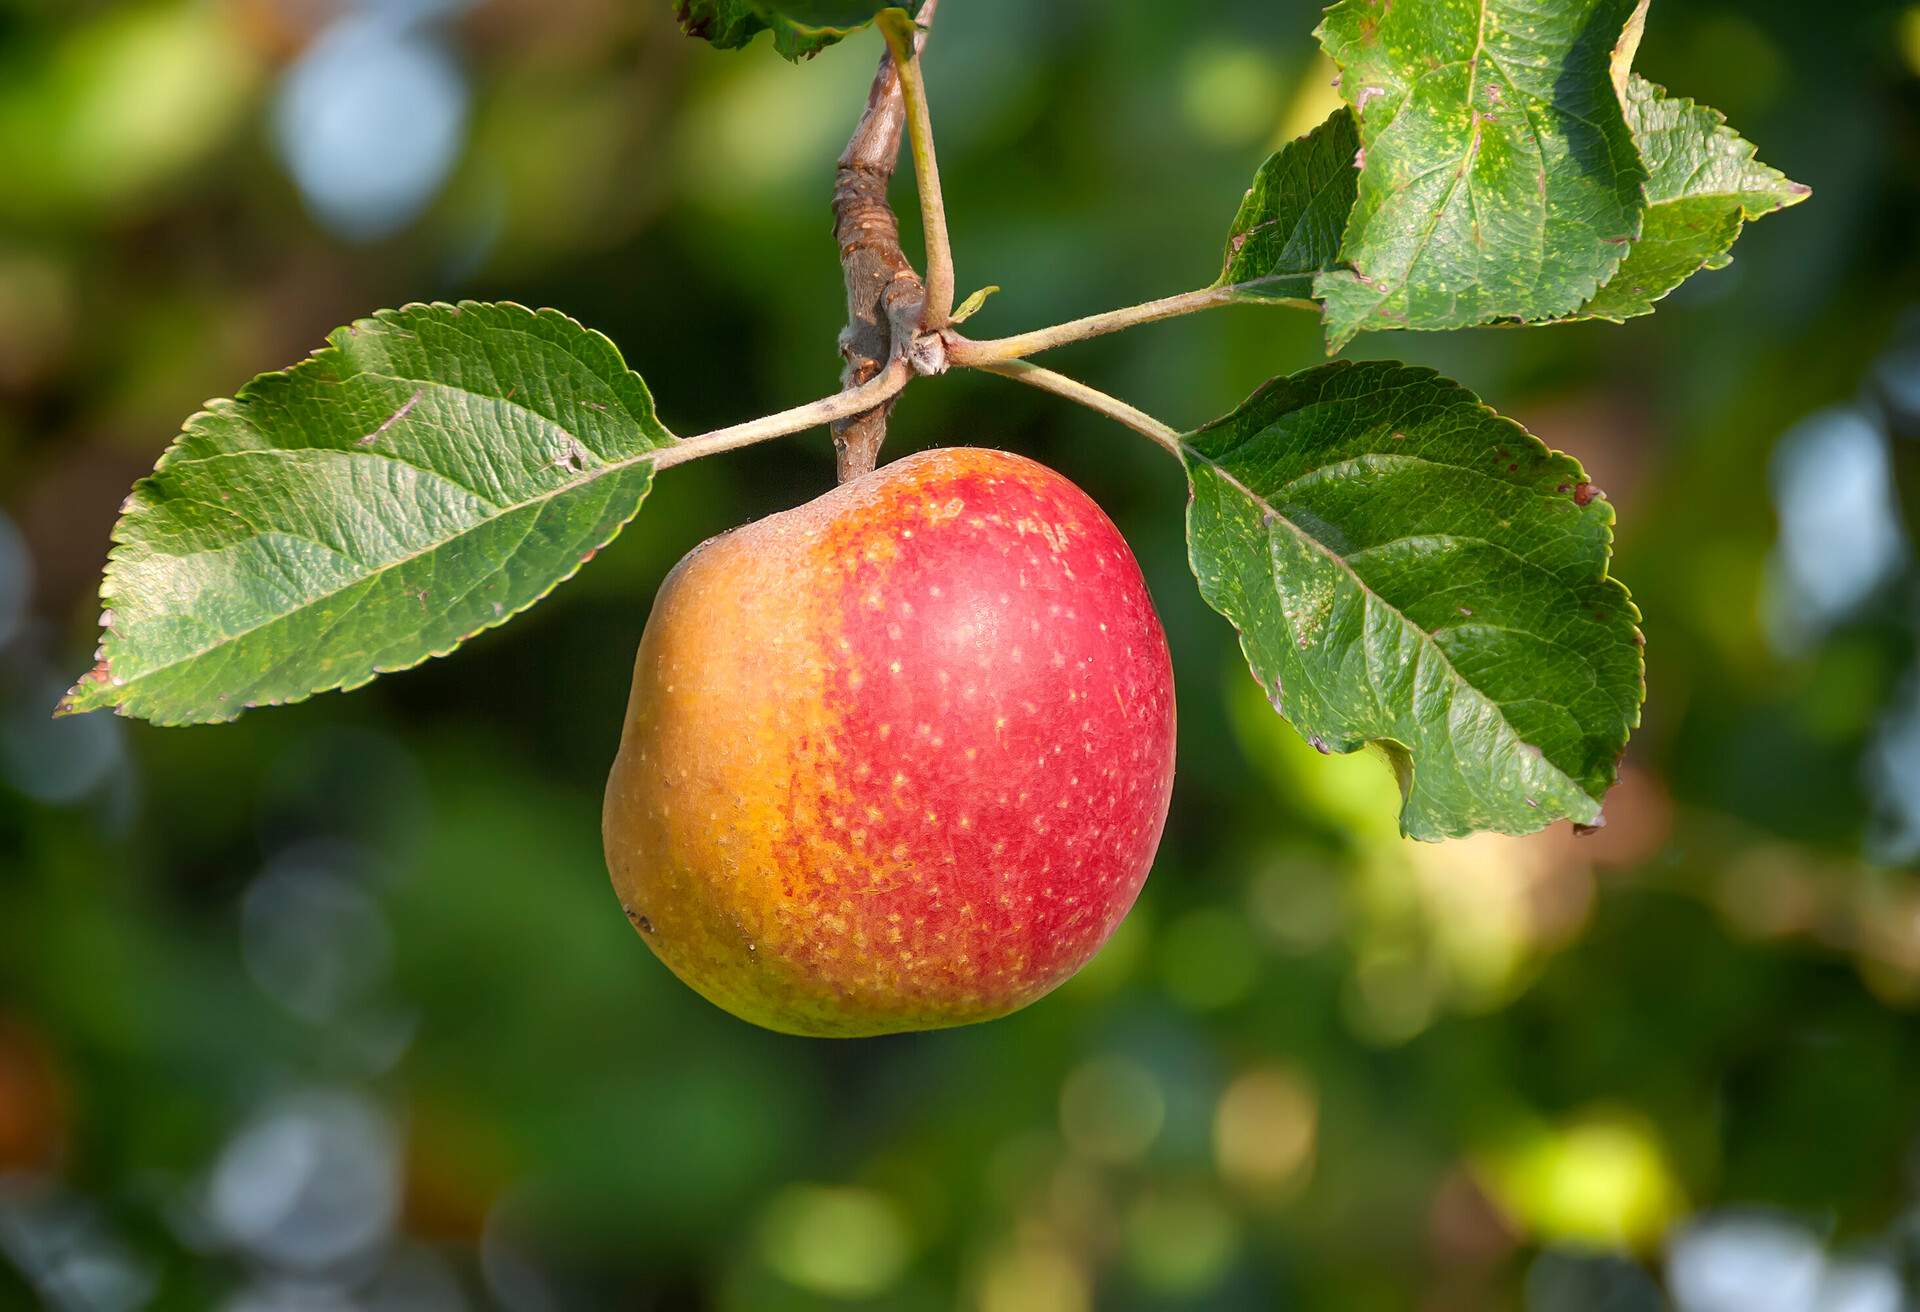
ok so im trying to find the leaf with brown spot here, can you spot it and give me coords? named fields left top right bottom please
left=1555, top=76, right=1810, bottom=323
left=1215, top=108, right=1362, bottom=306
left=1313, top=0, right=1651, bottom=349
left=1182, top=360, right=1643, bottom=839
left=61, top=302, right=674, bottom=726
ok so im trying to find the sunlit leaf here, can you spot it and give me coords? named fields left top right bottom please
left=61, top=302, right=674, bottom=726
left=949, top=284, right=1001, bottom=324
left=1566, top=76, right=1810, bottom=322
left=1312, top=0, right=1649, bottom=349
left=1182, top=361, right=1642, bottom=839
left=674, top=0, right=921, bottom=61
left=1216, top=108, right=1360, bottom=306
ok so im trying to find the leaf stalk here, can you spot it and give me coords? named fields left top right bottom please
left=973, top=360, right=1183, bottom=459
left=879, top=9, right=956, bottom=330
left=656, top=360, right=912, bottom=470
left=945, top=279, right=1321, bottom=365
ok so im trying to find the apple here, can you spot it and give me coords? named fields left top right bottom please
left=603, top=447, right=1175, bottom=1036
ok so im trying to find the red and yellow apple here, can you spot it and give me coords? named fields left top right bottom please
left=603, top=447, right=1175, bottom=1036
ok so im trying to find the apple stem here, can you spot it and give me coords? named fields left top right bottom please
left=879, top=10, right=956, bottom=332
left=973, top=361, right=1184, bottom=460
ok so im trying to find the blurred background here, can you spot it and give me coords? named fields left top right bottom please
left=1, top=0, right=1918, bottom=1307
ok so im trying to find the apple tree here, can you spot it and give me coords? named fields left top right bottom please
left=53, top=0, right=1808, bottom=1027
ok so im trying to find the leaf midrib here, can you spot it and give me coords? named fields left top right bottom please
left=104, top=380, right=677, bottom=696
left=1335, top=0, right=1644, bottom=329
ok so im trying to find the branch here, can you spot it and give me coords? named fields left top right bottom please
left=880, top=9, right=955, bottom=329
left=975, top=360, right=1183, bottom=459
left=829, top=0, right=942, bottom=483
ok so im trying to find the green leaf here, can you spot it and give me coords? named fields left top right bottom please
left=1567, top=76, right=1810, bottom=322
left=1313, top=0, right=1650, bottom=350
left=1182, top=361, right=1642, bottom=839
left=673, top=0, right=919, bottom=61
left=61, top=301, right=675, bottom=726
left=1216, top=108, right=1361, bottom=306
left=949, top=284, right=1001, bottom=325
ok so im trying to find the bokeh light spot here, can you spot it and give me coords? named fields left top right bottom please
left=1213, top=1066, right=1316, bottom=1199
left=1179, top=45, right=1281, bottom=146
left=976, top=1241, right=1089, bottom=1312
left=1767, top=407, right=1907, bottom=647
left=1123, top=1183, right=1238, bottom=1295
left=274, top=15, right=470, bottom=241
left=209, top=1090, right=399, bottom=1271
left=3, top=672, right=123, bottom=806
left=757, top=1184, right=912, bottom=1299
left=241, top=849, right=395, bottom=1024
left=1478, top=1112, right=1683, bottom=1250
left=1667, top=1212, right=1825, bottom=1312
left=1897, top=8, right=1920, bottom=79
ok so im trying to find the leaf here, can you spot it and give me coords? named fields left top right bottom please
left=61, top=301, right=675, bottom=726
left=1610, top=0, right=1650, bottom=99
left=1565, top=76, right=1810, bottom=322
left=1181, top=361, right=1642, bottom=839
left=673, top=0, right=920, bottom=61
left=1312, top=0, right=1650, bottom=350
left=1216, top=108, right=1362, bottom=306
left=949, top=284, right=1001, bottom=325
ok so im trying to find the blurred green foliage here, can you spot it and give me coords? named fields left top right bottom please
left=2, top=1, right=1918, bottom=1308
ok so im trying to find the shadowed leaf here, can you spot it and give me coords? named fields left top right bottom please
left=1216, top=108, right=1361, bottom=306
left=1313, top=0, right=1649, bottom=350
left=1566, top=76, right=1810, bottom=322
left=674, top=0, right=921, bottom=61
left=1182, top=361, right=1642, bottom=839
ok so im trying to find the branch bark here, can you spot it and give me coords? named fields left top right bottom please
left=829, top=0, right=939, bottom=483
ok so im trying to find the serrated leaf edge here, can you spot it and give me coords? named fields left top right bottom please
left=1181, top=361, right=1646, bottom=839
left=1312, top=0, right=1654, bottom=352
left=1213, top=107, right=1360, bottom=306
left=1626, top=75, right=1811, bottom=221
left=679, top=1, right=915, bottom=61
left=60, top=300, right=679, bottom=725
left=1546, top=77, right=1811, bottom=325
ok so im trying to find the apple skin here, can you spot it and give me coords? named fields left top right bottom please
left=603, top=447, right=1176, bottom=1037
